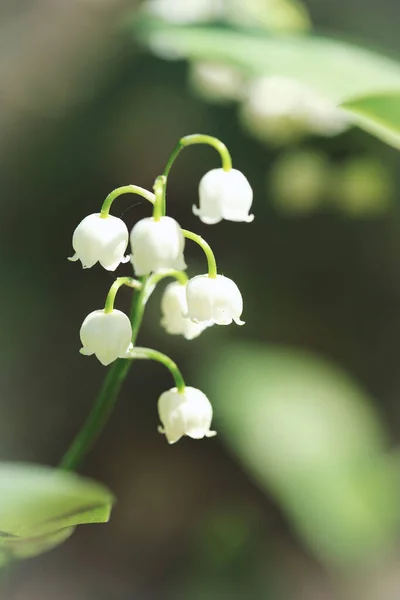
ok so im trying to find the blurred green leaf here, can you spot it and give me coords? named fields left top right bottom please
left=137, top=22, right=400, bottom=146
left=227, top=0, right=311, bottom=33
left=198, top=342, right=399, bottom=565
left=0, top=463, right=114, bottom=563
left=342, top=93, right=400, bottom=149
left=137, top=24, right=400, bottom=101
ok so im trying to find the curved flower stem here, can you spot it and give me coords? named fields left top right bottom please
left=162, top=134, right=232, bottom=215
left=104, top=277, right=142, bottom=314
left=59, top=275, right=150, bottom=471
left=182, top=229, right=217, bottom=278
left=130, top=348, right=186, bottom=393
left=100, top=185, right=155, bottom=219
left=164, top=134, right=232, bottom=179
left=149, top=269, right=188, bottom=288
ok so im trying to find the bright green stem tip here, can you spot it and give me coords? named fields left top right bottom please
left=131, top=347, right=186, bottom=393
left=181, top=134, right=232, bottom=171
left=100, top=185, right=155, bottom=219
left=104, top=277, right=141, bottom=314
left=149, top=269, right=188, bottom=287
left=182, top=229, right=217, bottom=278
left=163, top=134, right=232, bottom=179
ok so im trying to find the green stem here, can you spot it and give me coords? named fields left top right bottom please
left=162, top=134, right=232, bottom=214
left=163, top=142, right=183, bottom=180
left=59, top=276, right=150, bottom=471
left=59, top=360, right=131, bottom=470
left=181, top=134, right=232, bottom=171
left=182, top=229, right=217, bottom=278
left=104, top=277, right=141, bottom=314
left=152, top=176, right=167, bottom=221
left=149, top=269, right=188, bottom=287
left=130, top=275, right=149, bottom=339
left=131, top=348, right=186, bottom=393
left=163, top=134, right=232, bottom=178
left=100, top=185, right=155, bottom=219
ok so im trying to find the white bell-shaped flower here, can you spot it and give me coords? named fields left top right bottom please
left=80, top=309, right=133, bottom=366
left=69, top=213, right=129, bottom=271
left=241, top=75, right=349, bottom=145
left=185, top=274, right=244, bottom=325
left=161, top=281, right=212, bottom=340
left=189, top=62, right=244, bottom=103
left=130, top=216, right=187, bottom=276
left=145, top=0, right=224, bottom=24
left=158, top=386, right=216, bottom=444
left=193, top=168, right=254, bottom=224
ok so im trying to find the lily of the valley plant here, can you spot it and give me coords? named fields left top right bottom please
left=62, top=134, right=253, bottom=469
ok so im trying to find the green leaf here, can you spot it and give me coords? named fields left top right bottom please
left=226, top=0, right=311, bottom=33
left=137, top=22, right=400, bottom=146
left=342, top=93, right=400, bottom=149
left=138, top=24, right=400, bottom=101
left=0, top=463, right=114, bottom=563
left=197, top=342, right=399, bottom=565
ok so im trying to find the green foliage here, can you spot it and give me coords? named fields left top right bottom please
left=0, top=463, right=114, bottom=565
left=136, top=21, right=400, bottom=148
left=342, top=93, right=400, bottom=148
left=197, top=342, right=400, bottom=566
left=224, top=0, right=311, bottom=33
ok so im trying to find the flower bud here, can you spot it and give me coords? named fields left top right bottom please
left=185, top=274, right=244, bottom=325
left=79, top=309, right=133, bottom=366
left=130, top=216, right=187, bottom=276
left=69, top=213, right=129, bottom=271
left=161, top=281, right=211, bottom=340
left=193, top=168, right=254, bottom=224
left=158, top=386, right=216, bottom=444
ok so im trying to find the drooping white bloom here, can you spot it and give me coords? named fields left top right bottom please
left=240, top=75, right=349, bottom=145
left=193, top=168, right=254, bottom=224
left=144, top=0, right=224, bottom=24
left=189, top=62, right=245, bottom=103
left=69, top=213, right=129, bottom=271
left=130, top=216, right=187, bottom=276
left=158, top=386, right=216, bottom=444
left=185, top=274, right=244, bottom=325
left=161, top=281, right=212, bottom=340
left=79, top=309, right=133, bottom=366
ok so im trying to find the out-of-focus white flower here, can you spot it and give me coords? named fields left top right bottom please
left=130, top=216, right=187, bottom=276
left=193, top=168, right=254, bottom=224
left=227, top=0, right=311, bottom=33
left=158, top=386, right=216, bottom=443
left=240, top=76, right=349, bottom=145
left=189, top=62, right=245, bottom=103
left=69, top=213, right=129, bottom=271
left=144, top=0, right=224, bottom=24
left=161, top=281, right=212, bottom=340
left=269, top=150, right=330, bottom=215
left=79, top=309, right=133, bottom=366
left=185, top=274, right=244, bottom=325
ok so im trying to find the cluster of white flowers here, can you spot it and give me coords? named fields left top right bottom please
left=69, top=136, right=254, bottom=443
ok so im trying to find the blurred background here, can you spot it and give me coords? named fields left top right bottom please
left=2, top=0, right=400, bottom=597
